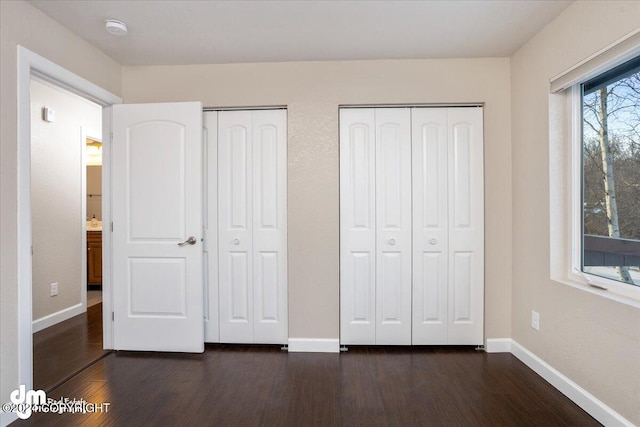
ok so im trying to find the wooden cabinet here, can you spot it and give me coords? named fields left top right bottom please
left=87, top=231, right=102, bottom=286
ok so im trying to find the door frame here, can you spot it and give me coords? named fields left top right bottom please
left=16, top=46, right=121, bottom=392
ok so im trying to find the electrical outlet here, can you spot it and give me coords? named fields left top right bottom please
left=531, top=310, right=540, bottom=331
left=50, top=282, right=58, bottom=297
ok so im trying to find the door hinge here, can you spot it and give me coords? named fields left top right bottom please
left=110, top=132, right=114, bottom=143
left=31, top=246, right=33, bottom=256
left=111, top=222, right=114, bottom=232
left=112, top=312, right=115, bottom=321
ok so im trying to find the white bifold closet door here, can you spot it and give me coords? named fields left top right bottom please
left=412, top=108, right=484, bottom=345
left=340, top=108, right=412, bottom=345
left=340, top=106, right=483, bottom=346
left=217, top=109, right=288, bottom=344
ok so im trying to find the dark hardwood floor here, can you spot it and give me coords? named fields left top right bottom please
left=18, top=344, right=599, bottom=426
left=33, top=302, right=107, bottom=392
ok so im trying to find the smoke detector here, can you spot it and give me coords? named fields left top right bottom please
left=105, top=19, right=128, bottom=36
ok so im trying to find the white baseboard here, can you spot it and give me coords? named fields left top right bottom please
left=508, top=339, right=633, bottom=427
left=485, top=338, right=512, bottom=353
left=32, top=303, right=84, bottom=333
left=288, top=338, right=340, bottom=353
left=1, top=409, right=18, bottom=427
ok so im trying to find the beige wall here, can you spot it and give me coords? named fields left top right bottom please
left=122, top=58, right=513, bottom=341
left=30, top=78, right=102, bottom=320
left=511, top=1, right=640, bottom=423
left=0, top=0, right=121, bottom=415
left=8, top=0, right=637, bottom=424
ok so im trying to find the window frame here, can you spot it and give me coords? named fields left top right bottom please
left=568, top=78, right=640, bottom=303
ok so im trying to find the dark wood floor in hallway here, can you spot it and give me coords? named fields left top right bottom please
left=33, top=302, right=106, bottom=392
left=17, top=345, right=599, bottom=426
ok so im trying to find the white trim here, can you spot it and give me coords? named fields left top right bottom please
left=484, top=338, right=512, bottom=353
left=17, top=46, right=121, bottom=398
left=32, top=303, right=84, bottom=333
left=287, top=338, right=340, bottom=353
left=101, top=108, right=114, bottom=349
left=509, top=340, right=634, bottom=427
left=549, top=79, right=640, bottom=307
left=567, top=80, right=640, bottom=304
left=550, top=28, right=640, bottom=93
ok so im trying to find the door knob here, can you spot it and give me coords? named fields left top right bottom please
left=233, top=239, right=240, bottom=245
left=178, top=236, right=197, bottom=246
left=429, top=239, right=437, bottom=245
left=389, top=238, right=396, bottom=246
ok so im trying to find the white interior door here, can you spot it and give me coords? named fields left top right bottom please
left=447, top=107, right=484, bottom=345
left=204, top=111, right=219, bottom=342
left=375, top=109, right=412, bottom=345
left=218, top=109, right=288, bottom=344
left=412, top=108, right=449, bottom=344
left=341, top=106, right=484, bottom=347
left=340, top=108, right=376, bottom=345
left=252, top=110, right=288, bottom=344
left=218, top=110, right=254, bottom=343
left=112, top=102, right=204, bottom=352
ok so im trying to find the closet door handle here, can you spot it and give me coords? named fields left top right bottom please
left=429, top=239, right=437, bottom=245
left=233, top=239, right=240, bottom=246
left=389, top=238, right=396, bottom=246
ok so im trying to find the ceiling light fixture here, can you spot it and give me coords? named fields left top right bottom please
left=105, top=19, right=128, bottom=36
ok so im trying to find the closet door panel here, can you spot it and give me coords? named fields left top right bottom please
left=253, top=110, right=288, bottom=343
left=340, top=109, right=376, bottom=344
left=411, top=108, right=448, bottom=344
left=375, top=109, right=412, bottom=345
left=204, top=111, right=219, bottom=342
left=447, top=107, right=484, bottom=345
left=218, top=111, right=254, bottom=343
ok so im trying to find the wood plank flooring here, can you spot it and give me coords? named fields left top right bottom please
left=33, top=302, right=106, bottom=392
left=18, top=345, right=599, bottom=426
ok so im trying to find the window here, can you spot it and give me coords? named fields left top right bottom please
left=580, top=56, right=640, bottom=288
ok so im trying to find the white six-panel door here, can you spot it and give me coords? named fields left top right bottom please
left=218, top=110, right=288, bottom=344
left=112, top=102, right=204, bottom=352
left=340, top=106, right=484, bottom=346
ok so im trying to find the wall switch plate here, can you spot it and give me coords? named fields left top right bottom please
left=531, top=310, right=540, bottom=331
left=50, top=282, right=58, bottom=297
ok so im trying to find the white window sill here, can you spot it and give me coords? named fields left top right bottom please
left=552, top=274, right=640, bottom=309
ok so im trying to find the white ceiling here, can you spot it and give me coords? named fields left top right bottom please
left=29, top=0, right=572, bottom=66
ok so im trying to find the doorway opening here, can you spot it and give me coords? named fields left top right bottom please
left=29, top=76, right=106, bottom=390
left=86, top=136, right=103, bottom=306
left=17, top=46, right=121, bottom=396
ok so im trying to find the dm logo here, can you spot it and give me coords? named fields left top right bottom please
left=10, top=385, right=46, bottom=419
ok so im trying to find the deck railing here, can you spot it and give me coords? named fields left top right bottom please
left=583, top=234, right=640, bottom=267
